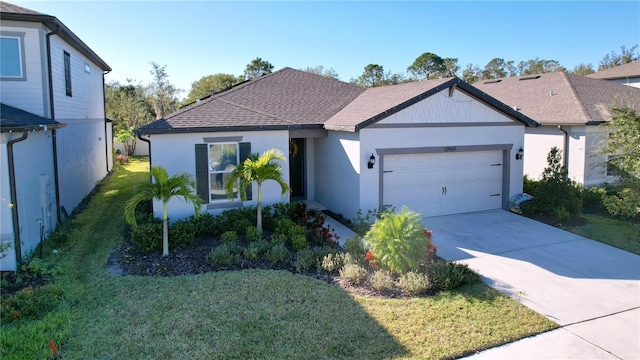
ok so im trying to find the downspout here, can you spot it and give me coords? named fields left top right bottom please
left=7, top=131, right=29, bottom=265
left=46, top=26, right=62, bottom=223
left=557, top=125, right=569, bottom=180
left=103, top=70, right=111, bottom=173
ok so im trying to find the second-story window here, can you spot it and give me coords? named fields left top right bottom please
left=64, top=51, right=72, bottom=97
left=0, top=34, right=26, bottom=80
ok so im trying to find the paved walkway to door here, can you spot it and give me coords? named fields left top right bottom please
left=425, top=210, right=640, bottom=359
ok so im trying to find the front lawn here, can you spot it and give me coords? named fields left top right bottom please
left=1, top=157, right=556, bottom=359
left=564, top=213, right=640, bottom=255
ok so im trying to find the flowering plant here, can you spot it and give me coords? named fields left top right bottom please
left=424, top=228, right=437, bottom=257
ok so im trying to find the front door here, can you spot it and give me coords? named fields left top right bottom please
left=289, top=138, right=305, bottom=200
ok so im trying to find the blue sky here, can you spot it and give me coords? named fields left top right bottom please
left=14, top=1, right=640, bottom=98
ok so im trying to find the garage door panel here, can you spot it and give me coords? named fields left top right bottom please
left=383, top=151, right=504, bottom=217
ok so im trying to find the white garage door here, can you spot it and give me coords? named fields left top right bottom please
left=383, top=150, right=503, bottom=217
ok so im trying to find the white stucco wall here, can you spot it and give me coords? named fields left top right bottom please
left=148, top=131, right=291, bottom=221
left=314, top=131, right=361, bottom=219
left=0, top=131, right=57, bottom=271
left=114, top=138, right=150, bottom=156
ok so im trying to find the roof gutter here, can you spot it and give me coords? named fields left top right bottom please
left=557, top=125, right=569, bottom=180
left=7, top=131, right=29, bottom=265
left=46, top=26, right=62, bottom=223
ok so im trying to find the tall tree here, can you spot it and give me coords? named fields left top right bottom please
left=124, top=166, right=202, bottom=256
left=301, top=65, right=339, bottom=80
left=185, top=73, right=243, bottom=103
left=440, top=57, right=460, bottom=77
left=225, top=149, right=289, bottom=232
left=105, top=80, right=154, bottom=155
left=481, top=58, right=511, bottom=79
left=407, top=52, right=445, bottom=80
left=571, top=63, right=595, bottom=76
left=244, top=57, right=274, bottom=80
left=148, top=62, right=180, bottom=119
left=352, top=64, right=388, bottom=87
left=518, top=58, right=565, bottom=75
left=599, top=45, right=639, bottom=70
left=461, top=63, right=482, bottom=83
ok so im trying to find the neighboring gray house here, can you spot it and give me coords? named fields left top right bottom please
left=474, top=72, right=640, bottom=187
left=587, top=61, right=640, bottom=88
left=0, top=2, right=112, bottom=270
left=137, top=68, right=537, bottom=223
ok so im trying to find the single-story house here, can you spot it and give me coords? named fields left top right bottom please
left=474, top=72, right=640, bottom=187
left=587, top=61, right=640, bottom=88
left=1, top=2, right=112, bottom=271
left=137, top=67, right=538, bottom=222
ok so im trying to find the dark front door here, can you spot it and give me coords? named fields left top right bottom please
left=289, top=138, right=305, bottom=200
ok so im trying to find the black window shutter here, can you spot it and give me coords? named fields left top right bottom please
left=195, top=144, right=209, bottom=202
left=239, top=142, right=252, bottom=200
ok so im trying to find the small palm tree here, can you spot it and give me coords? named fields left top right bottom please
left=124, top=166, right=202, bottom=256
left=225, top=148, right=289, bottom=232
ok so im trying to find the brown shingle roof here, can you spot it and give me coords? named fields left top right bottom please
left=139, top=68, right=365, bottom=134
left=0, top=103, right=64, bottom=131
left=474, top=72, right=640, bottom=125
left=587, top=61, right=640, bottom=80
left=0, top=1, right=111, bottom=71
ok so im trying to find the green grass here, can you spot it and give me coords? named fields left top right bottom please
left=1, top=158, right=557, bottom=359
left=564, top=213, right=640, bottom=255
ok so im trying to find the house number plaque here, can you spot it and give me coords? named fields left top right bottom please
left=444, top=146, right=457, bottom=152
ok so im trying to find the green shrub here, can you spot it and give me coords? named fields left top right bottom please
left=209, top=243, right=241, bottom=267
left=553, top=206, right=571, bottom=224
left=192, top=212, right=218, bottom=236
left=294, top=246, right=339, bottom=271
left=339, top=263, right=368, bottom=286
left=363, top=206, right=429, bottom=274
left=427, top=261, right=481, bottom=292
left=583, top=186, right=607, bottom=214
left=233, top=218, right=253, bottom=235
left=290, top=235, right=308, bottom=251
left=245, top=225, right=262, bottom=242
left=603, top=187, right=640, bottom=218
left=221, top=231, right=238, bottom=244
left=321, top=252, right=350, bottom=274
left=398, top=271, right=430, bottom=295
left=130, top=221, right=162, bottom=253
left=369, top=270, right=394, bottom=292
left=169, top=219, right=196, bottom=247
left=218, top=207, right=256, bottom=233
left=351, top=205, right=395, bottom=236
left=342, top=236, right=365, bottom=256
left=242, top=239, right=272, bottom=260
left=265, top=243, right=292, bottom=264
left=0, top=284, right=63, bottom=322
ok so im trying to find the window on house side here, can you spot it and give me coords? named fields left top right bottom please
left=64, top=51, right=72, bottom=97
left=209, top=143, right=239, bottom=201
left=0, top=36, right=24, bottom=79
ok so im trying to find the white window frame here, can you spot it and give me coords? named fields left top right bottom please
left=0, top=33, right=26, bottom=80
left=208, top=142, right=239, bottom=202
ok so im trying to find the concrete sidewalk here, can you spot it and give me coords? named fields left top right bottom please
left=425, top=210, right=640, bottom=360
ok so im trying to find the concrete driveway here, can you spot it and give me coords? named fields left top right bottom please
left=425, top=210, right=640, bottom=359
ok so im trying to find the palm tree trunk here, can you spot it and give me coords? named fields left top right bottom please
left=256, top=183, right=262, bottom=232
left=162, top=202, right=169, bottom=256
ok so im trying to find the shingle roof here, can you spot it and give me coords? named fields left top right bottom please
left=0, top=1, right=111, bottom=71
left=473, top=72, right=640, bottom=125
left=138, top=68, right=365, bottom=134
left=0, top=103, right=63, bottom=131
left=587, top=61, right=640, bottom=80
left=325, top=77, right=538, bottom=131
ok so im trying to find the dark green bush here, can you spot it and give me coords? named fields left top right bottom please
left=169, top=219, right=196, bottom=247
left=130, top=220, right=162, bottom=253
left=583, top=186, right=607, bottom=214
left=274, top=218, right=307, bottom=248
left=265, top=243, right=291, bottom=264
left=244, top=225, right=262, bottom=242
left=294, top=246, right=339, bottom=271
left=243, top=239, right=272, bottom=260
left=192, top=212, right=218, bottom=236
left=221, top=231, right=238, bottom=244
left=427, top=261, right=481, bottom=292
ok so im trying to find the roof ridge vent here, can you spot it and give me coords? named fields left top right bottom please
left=519, top=75, right=542, bottom=81
left=483, top=79, right=502, bottom=84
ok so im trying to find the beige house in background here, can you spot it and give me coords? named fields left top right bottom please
left=587, top=61, right=640, bottom=88
left=475, top=72, right=640, bottom=187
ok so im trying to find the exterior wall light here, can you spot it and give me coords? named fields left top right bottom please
left=367, top=153, right=376, bottom=169
left=515, top=147, right=524, bottom=160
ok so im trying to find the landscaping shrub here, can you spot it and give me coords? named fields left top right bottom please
left=321, top=252, right=350, bottom=274
left=242, top=239, right=272, bottom=260
left=351, top=205, right=394, bottom=236
left=343, top=236, right=366, bottom=256
left=233, top=218, right=253, bottom=235
left=192, top=212, right=218, bottom=236
left=218, top=207, right=256, bottom=233
left=427, top=261, right=481, bottom=292
left=398, top=271, right=430, bottom=295
left=294, top=246, right=338, bottom=271
left=220, top=231, right=239, bottom=244
left=209, top=243, right=241, bottom=266
left=244, top=225, right=262, bottom=242
left=274, top=218, right=307, bottom=248
left=265, top=243, right=292, bottom=264
left=290, top=234, right=308, bottom=251
left=369, top=270, right=394, bottom=292
left=130, top=220, right=162, bottom=253
left=583, top=186, right=607, bottom=214
left=603, top=186, right=640, bottom=218
left=0, top=284, right=63, bottom=322
left=364, top=206, right=430, bottom=274
left=169, top=219, right=196, bottom=247
left=339, top=263, right=368, bottom=286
